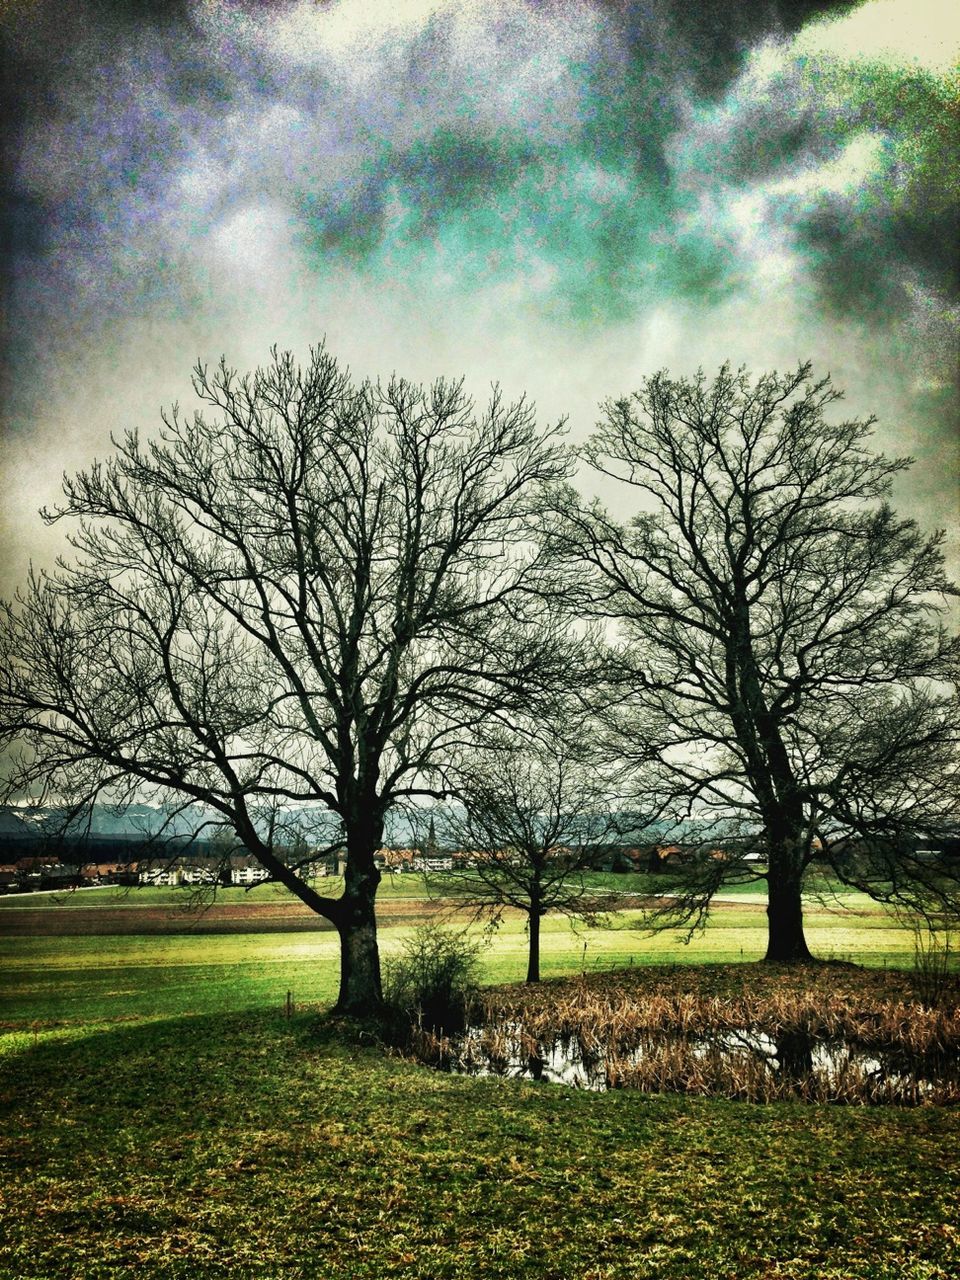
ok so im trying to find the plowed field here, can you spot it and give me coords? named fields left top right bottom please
left=0, top=895, right=455, bottom=936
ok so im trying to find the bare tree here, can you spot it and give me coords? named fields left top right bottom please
left=548, top=362, right=959, bottom=962
left=0, top=346, right=571, bottom=1013
left=435, top=719, right=627, bottom=982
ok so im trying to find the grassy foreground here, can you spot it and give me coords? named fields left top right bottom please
left=1, top=897, right=958, bottom=1278
left=2, top=1010, right=959, bottom=1280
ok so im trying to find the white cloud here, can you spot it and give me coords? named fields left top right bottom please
left=767, top=131, right=887, bottom=200
left=796, top=0, right=960, bottom=73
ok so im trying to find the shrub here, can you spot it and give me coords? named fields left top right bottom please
left=910, top=919, right=958, bottom=1008
left=383, top=924, right=481, bottom=1037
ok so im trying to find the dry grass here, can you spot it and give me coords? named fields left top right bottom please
left=411, top=963, right=960, bottom=1105
left=482, top=986, right=960, bottom=1056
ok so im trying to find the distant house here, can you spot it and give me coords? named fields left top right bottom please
left=229, top=855, right=270, bottom=886
left=79, top=862, right=125, bottom=884
left=640, top=844, right=686, bottom=873
left=412, top=854, right=454, bottom=873
left=375, top=847, right=412, bottom=873
left=14, top=855, right=79, bottom=889
left=138, top=862, right=182, bottom=887
left=316, top=848, right=350, bottom=876
left=180, top=856, right=226, bottom=886
left=110, top=863, right=142, bottom=887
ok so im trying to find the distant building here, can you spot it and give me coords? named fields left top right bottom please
left=375, top=847, right=415, bottom=873
left=412, top=854, right=453, bottom=873
left=180, top=856, right=227, bottom=886
left=79, top=862, right=126, bottom=884
left=229, top=855, right=270, bottom=886
left=138, top=862, right=182, bottom=887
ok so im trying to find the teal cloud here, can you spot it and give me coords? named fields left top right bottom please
left=1, top=1, right=956, bottom=357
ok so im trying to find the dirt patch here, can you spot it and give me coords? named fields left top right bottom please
left=0, top=896, right=453, bottom=937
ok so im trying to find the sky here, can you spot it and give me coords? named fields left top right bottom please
left=2, top=0, right=958, bottom=594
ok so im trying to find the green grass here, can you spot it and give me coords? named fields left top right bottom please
left=1, top=1009, right=958, bottom=1279
left=0, top=898, right=956, bottom=1278
left=0, top=901, right=918, bottom=1026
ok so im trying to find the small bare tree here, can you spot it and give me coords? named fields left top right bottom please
left=436, top=719, right=628, bottom=982
left=0, top=346, right=571, bottom=1013
left=549, top=362, right=960, bottom=962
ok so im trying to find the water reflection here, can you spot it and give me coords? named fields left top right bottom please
left=431, top=1021, right=959, bottom=1104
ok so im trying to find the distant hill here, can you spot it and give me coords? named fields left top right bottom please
left=0, top=802, right=344, bottom=846
left=0, top=802, right=739, bottom=853
left=0, top=809, right=31, bottom=837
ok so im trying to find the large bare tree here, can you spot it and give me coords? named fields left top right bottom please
left=549, top=362, right=959, bottom=962
left=0, top=346, right=571, bottom=1012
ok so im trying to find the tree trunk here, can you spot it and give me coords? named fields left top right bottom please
left=764, top=840, right=812, bottom=963
left=526, top=910, right=541, bottom=983
left=334, top=889, right=383, bottom=1014
left=333, top=812, right=385, bottom=1015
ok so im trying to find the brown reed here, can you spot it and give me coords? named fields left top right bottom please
left=412, top=964, right=960, bottom=1105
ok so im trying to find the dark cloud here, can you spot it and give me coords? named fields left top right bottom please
left=0, top=0, right=956, bottom=576
left=798, top=195, right=960, bottom=317
left=396, top=130, right=539, bottom=227
left=596, top=1, right=861, bottom=96
left=717, top=59, right=957, bottom=322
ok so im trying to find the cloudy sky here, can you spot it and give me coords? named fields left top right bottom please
left=2, top=0, right=958, bottom=592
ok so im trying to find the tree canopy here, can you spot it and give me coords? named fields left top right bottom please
left=548, top=361, right=960, bottom=959
left=0, top=346, right=571, bottom=1011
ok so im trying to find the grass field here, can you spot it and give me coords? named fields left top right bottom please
left=0, top=885, right=919, bottom=1024
left=1, top=889, right=957, bottom=1278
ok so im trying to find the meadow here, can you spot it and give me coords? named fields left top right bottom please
left=1, top=883, right=957, bottom=1278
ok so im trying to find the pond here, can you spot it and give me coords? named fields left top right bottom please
left=424, top=1021, right=960, bottom=1104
